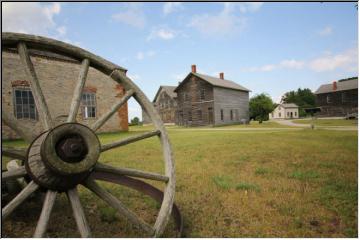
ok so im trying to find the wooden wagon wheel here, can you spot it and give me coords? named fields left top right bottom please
left=1, top=32, right=178, bottom=237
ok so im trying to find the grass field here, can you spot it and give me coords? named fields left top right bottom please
left=2, top=124, right=358, bottom=237
left=293, top=119, right=358, bottom=126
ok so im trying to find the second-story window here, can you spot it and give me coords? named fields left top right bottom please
left=326, top=95, right=331, bottom=103
left=82, top=92, right=96, bottom=118
left=200, top=89, right=205, bottom=101
left=342, top=92, right=346, bottom=103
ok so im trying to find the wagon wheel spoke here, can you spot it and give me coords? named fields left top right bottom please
left=83, top=177, right=155, bottom=236
left=91, top=89, right=135, bottom=132
left=95, top=162, right=168, bottom=182
left=2, top=181, right=39, bottom=220
left=2, top=146, right=27, bottom=161
left=17, top=42, right=53, bottom=130
left=101, top=130, right=161, bottom=152
left=33, top=190, right=57, bottom=238
left=2, top=111, right=36, bottom=143
left=66, top=188, right=92, bottom=238
left=2, top=166, right=27, bottom=181
left=67, top=59, right=90, bottom=123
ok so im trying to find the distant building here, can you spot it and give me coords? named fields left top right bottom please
left=314, top=77, right=358, bottom=117
left=174, top=65, right=250, bottom=126
left=142, top=86, right=177, bottom=124
left=269, top=103, right=299, bottom=119
left=2, top=49, right=128, bottom=140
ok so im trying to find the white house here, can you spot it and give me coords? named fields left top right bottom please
left=269, top=103, right=299, bottom=119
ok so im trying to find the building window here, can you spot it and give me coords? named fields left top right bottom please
left=294, top=112, right=297, bottom=117
left=13, top=88, right=38, bottom=120
left=230, top=110, right=233, bottom=120
left=342, top=92, right=346, bottom=103
left=221, top=109, right=224, bottom=121
left=197, top=110, right=202, bottom=120
left=326, top=95, right=331, bottom=103
left=287, top=112, right=290, bottom=117
left=82, top=92, right=96, bottom=118
left=200, top=89, right=205, bottom=101
left=279, top=112, right=281, bottom=117
left=188, top=111, right=192, bottom=121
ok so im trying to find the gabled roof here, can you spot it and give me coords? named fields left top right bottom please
left=174, top=72, right=250, bottom=92
left=153, top=86, right=177, bottom=102
left=279, top=103, right=298, bottom=108
left=315, top=77, right=358, bottom=94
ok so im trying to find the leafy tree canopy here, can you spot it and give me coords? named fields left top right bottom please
left=249, top=93, right=275, bottom=123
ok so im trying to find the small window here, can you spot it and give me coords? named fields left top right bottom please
left=13, top=88, right=38, bottom=120
left=294, top=112, right=297, bottom=116
left=188, top=111, right=192, bottom=121
left=342, top=92, right=346, bottom=103
left=230, top=110, right=233, bottom=120
left=197, top=110, right=202, bottom=120
left=200, top=89, right=205, bottom=101
left=287, top=112, right=290, bottom=117
left=183, top=93, right=187, bottom=101
left=221, top=109, right=224, bottom=121
left=279, top=112, right=281, bottom=117
left=326, top=95, right=331, bottom=103
left=82, top=92, right=96, bottom=118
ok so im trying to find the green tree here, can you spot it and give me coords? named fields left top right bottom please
left=281, top=88, right=315, bottom=117
left=249, top=93, right=275, bottom=123
left=130, top=117, right=140, bottom=126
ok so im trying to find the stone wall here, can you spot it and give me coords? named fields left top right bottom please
left=2, top=50, right=128, bottom=140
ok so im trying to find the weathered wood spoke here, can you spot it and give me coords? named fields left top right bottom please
left=67, top=59, right=90, bottom=122
left=2, top=111, right=36, bottom=142
left=2, top=181, right=39, bottom=220
left=17, top=42, right=53, bottom=130
left=2, top=166, right=27, bottom=181
left=95, top=163, right=168, bottom=182
left=67, top=188, right=92, bottom=238
left=2, top=146, right=27, bottom=161
left=101, top=130, right=161, bottom=152
left=33, top=190, right=57, bottom=238
left=91, top=89, right=135, bottom=132
left=84, top=177, right=155, bottom=236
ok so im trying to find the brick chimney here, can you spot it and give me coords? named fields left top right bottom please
left=219, top=72, right=224, bottom=80
left=333, top=81, right=337, bottom=91
left=191, top=64, right=197, bottom=73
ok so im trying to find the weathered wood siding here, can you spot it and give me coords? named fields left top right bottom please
left=213, top=87, right=249, bottom=125
left=175, top=76, right=214, bottom=126
left=315, top=89, right=358, bottom=116
left=154, top=89, right=177, bottom=124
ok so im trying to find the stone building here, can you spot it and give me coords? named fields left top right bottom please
left=314, top=77, right=358, bottom=117
left=175, top=65, right=250, bottom=126
left=2, top=49, right=129, bottom=140
left=142, top=86, right=177, bottom=124
left=269, top=103, right=299, bottom=119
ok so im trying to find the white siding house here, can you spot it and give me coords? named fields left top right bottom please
left=269, top=103, right=299, bottom=119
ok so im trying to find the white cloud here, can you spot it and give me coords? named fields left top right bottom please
left=188, top=2, right=263, bottom=36
left=147, top=27, right=176, bottom=41
left=243, top=59, right=304, bottom=72
left=2, top=2, right=61, bottom=36
left=309, top=48, right=358, bottom=72
left=112, top=4, right=145, bottom=29
left=136, top=50, right=156, bottom=60
left=318, top=26, right=333, bottom=36
left=163, top=2, right=183, bottom=15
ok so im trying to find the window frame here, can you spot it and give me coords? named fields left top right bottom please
left=13, top=87, right=38, bottom=121
left=82, top=92, right=97, bottom=119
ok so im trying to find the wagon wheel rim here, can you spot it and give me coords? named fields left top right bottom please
left=1, top=32, right=176, bottom=237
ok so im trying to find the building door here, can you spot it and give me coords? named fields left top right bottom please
left=290, top=112, right=293, bottom=118
left=208, top=107, right=214, bottom=124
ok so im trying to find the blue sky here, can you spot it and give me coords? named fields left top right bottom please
left=2, top=2, right=358, bottom=120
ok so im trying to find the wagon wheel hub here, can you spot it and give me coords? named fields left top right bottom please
left=25, top=123, right=100, bottom=191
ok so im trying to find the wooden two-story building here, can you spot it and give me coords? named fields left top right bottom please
left=174, top=65, right=250, bottom=126
left=314, top=77, right=358, bottom=117
left=142, top=86, right=177, bottom=124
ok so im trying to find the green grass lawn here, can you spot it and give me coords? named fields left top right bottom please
left=2, top=126, right=357, bottom=237
left=293, top=119, right=358, bottom=126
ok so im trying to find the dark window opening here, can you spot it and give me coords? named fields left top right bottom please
left=230, top=110, right=233, bottom=120
left=221, top=109, right=224, bottom=121
left=200, top=89, right=205, bottom=101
